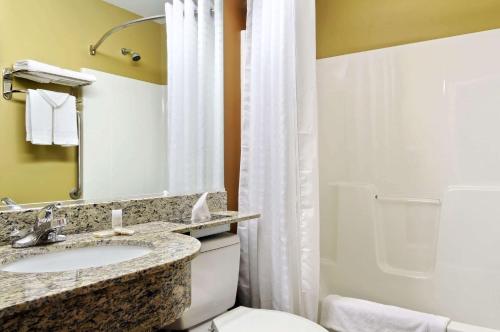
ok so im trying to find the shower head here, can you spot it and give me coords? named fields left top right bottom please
left=131, top=52, right=141, bottom=61
left=121, top=48, right=141, bottom=62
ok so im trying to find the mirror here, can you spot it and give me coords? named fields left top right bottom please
left=0, top=0, right=224, bottom=208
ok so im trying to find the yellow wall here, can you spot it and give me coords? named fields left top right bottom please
left=316, top=0, right=500, bottom=58
left=0, top=0, right=165, bottom=203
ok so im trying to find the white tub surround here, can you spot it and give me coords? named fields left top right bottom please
left=81, top=69, right=166, bottom=201
left=317, top=28, right=500, bottom=330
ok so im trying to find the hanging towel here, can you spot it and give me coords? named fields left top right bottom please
left=14, top=60, right=96, bottom=83
left=320, top=295, right=450, bottom=332
left=25, top=89, right=53, bottom=145
left=37, top=89, right=78, bottom=146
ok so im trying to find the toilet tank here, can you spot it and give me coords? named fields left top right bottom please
left=167, top=232, right=240, bottom=330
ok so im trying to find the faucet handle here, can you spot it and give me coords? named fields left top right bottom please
left=36, top=203, right=62, bottom=225
left=1, top=197, right=21, bottom=210
left=1, top=197, right=18, bottom=206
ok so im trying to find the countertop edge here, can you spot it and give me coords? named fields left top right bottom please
left=0, top=211, right=260, bottom=319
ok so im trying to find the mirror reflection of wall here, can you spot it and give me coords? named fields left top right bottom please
left=81, top=69, right=167, bottom=201
left=0, top=0, right=224, bottom=205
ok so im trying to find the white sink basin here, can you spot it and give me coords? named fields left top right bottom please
left=1, top=245, right=152, bottom=273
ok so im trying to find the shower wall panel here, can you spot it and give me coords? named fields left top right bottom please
left=82, top=69, right=166, bottom=201
left=317, top=28, right=500, bottom=329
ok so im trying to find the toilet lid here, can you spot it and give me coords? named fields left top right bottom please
left=212, top=307, right=328, bottom=332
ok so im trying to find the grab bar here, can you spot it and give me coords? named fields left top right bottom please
left=69, top=110, right=82, bottom=199
left=374, top=195, right=441, bottom=205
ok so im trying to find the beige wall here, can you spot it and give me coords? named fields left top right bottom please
left=316, top=0, right=500, bottom=58
left=0, top=0, right=165, bottom=203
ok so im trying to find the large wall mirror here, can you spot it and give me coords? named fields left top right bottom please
left=0, top=0, right=224, bottom=209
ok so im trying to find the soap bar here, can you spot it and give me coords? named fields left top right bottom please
left=93, top=230, right=115, bottom=238
left=113, top=227, right=135, bottom=236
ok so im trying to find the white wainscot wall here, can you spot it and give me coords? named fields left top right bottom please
left=81, top=69, right=167, bottom=201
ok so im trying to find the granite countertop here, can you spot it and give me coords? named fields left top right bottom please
left=0, top=210, right=259, bottom=320
left=130, top=211, right=260, bottom=234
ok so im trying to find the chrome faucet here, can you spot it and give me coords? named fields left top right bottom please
left=1, top=197, right=21, bottom=210
left=10, top=203, right=67, bottom=248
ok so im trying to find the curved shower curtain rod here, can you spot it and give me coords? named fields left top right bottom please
left=89, top=14, right=165, bottom=56
left=89, top=6, right=215, bottom=56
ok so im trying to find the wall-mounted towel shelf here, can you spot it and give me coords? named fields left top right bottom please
left=2, top=67, right=94, bottom=100
left=2, top=66, right=89, bottom=200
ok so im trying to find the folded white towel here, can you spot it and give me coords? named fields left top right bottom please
left=37, top=89, right=78, bottom=146
left=14, top=60, right=96, bottom=84
left=320, top=295, right=450, bottom=332
left=26, top=89, right=52, bottom=145
left=15, top=60, right=66, bottom=78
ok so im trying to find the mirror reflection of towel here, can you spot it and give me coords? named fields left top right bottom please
left=26, top=89, right=78, bottom=146
left=26, top=89, right=52, bottom=145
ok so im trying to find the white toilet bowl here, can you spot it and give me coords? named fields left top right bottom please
left=212, top=307, right=327, bottom=332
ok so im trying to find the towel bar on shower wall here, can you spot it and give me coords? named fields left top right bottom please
left=374, top=195, right=441, bottom=205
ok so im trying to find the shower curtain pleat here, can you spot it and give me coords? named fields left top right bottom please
left=237, top=0, right=321, bottom=322
left=165, top=0, right=224, bottom=195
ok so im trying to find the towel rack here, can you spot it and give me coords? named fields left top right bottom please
left=2, top=68, right=26, bottom=99
left=2, top=67, right=87, bottom=200
left=2, top=67, right=93, bottom=100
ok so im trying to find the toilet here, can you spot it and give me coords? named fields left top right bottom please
left=166, top=232, right=327, bottom=332
left=212, top=306, right=328, bottom=332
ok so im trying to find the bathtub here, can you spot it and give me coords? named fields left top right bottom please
left=447, top=322, right=499, bottom=332
left=320, top=254, right=500, bottom=331
left=319, top=292, right=499, bottom=332
left=324, top=321, right=499, bottom=332
left=318, top=184, right=500, bottom=331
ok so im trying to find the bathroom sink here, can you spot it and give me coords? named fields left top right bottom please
left=0, top=245, right=152, bottom=273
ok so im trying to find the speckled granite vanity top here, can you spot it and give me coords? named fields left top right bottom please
left=0, top=211, right=259, bottom=320
left=0, top=229, right=200, bottom=319
left=141, top=211, right=260, bottom=234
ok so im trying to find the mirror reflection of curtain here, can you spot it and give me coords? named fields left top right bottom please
left=165, top=0, right=224, bottom=195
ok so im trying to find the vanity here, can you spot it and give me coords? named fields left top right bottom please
left=0, top=193, right=259, bottom=331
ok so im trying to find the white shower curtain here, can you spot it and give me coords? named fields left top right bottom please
left=237, top=0, right=320, bottom=321
left=165, top=0, right=224, bottom=195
